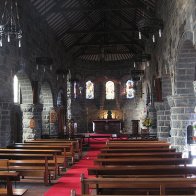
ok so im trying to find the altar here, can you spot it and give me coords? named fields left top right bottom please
left=92, top=119, right=122, bottom=134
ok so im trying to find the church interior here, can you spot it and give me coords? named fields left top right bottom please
left=0, top=0, right=196, bottom=195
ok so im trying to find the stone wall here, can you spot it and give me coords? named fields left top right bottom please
left=153, top=0, right=196, bottom=150
left=0, top=1, right=67, bottom=146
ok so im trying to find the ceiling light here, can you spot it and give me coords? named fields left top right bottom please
left=0, top=0, right=22, bottom=47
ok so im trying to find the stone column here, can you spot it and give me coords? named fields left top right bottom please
left=167, top=95, right=196, bottom=152
left=154, top=102, right=170, bottom=140
left=0, top=102, right=12, bottom=147
left=67, top=71, right=72, bottom=120
left=21, top=104, right=43, bottom=141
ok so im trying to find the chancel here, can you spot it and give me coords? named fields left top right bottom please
left=0, top=0, right=196, bottom=195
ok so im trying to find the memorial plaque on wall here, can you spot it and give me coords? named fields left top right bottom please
left=50, top=109, right=57, bottom=123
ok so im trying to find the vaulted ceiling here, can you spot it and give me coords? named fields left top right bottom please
left=30, top=0, right=161, bottom=63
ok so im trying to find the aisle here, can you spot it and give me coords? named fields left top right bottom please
left=44, top=139, right=106, bottom=196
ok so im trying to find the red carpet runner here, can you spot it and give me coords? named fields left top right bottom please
left=44, top=138, right=106, bottom=196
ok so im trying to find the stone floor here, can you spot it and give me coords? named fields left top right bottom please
left=15, top=158, right=83, bottom=195
left=15, top=176, right=60, bottom=196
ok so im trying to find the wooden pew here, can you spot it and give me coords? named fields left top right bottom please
left=94, top=157, right=192, bottom=166
left=105, top=143, right=171, bottom=149
left=88, top=165, right=196, bottom=178
left=107, top=140, right=167, bottom=143
left=9, top=144, right=73, bottom=166
left=24, top=139, right=83, bottom=159
left=97, top=152, right=182, bottom=158
left=0, top=153, right=55, bottom=185
left=81, top=174, right=196, bottom=195
left=13, top=143, right=75, bottom=164
left=100, top=148, right=176, bottom=153
left=2, top=148, right=63, bottom=175
left=0, top=171, right=27, bottom=196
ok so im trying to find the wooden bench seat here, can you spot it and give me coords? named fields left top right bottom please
left=10, top=144, right=72, bottom=166
left=94, top=157, right=192, bottom=166
left=8, top=160, right=56, bottom=185
left=28, top=139, right=83, bottom=154
left=81, top=175, right=196, bottom=195
left=97, top=152, right=182, bottom=158
left=0, top=171, right=27, bottom=196
left=0, top=149, right=63, bottom=176
left=0, top=153, right=55, bottom=185
left=105, top=143, right=170, bottom=149
left=23, top=139, right=83, bottom=159
left=12, top=143, right=75, bottom=165
left=107, top=140, right=167, bottom=143
left=88, top=165, right=196, bottom=177
left=100, top=148, right=176, bottom=153
left=0, top=188, right=27, bottom=196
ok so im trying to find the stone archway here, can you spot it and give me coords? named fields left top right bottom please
left=15, top=70, right=39, bottom=142
left=40, top=81, right=54, bottom=136
left=168, top=33, right=196, bottom=151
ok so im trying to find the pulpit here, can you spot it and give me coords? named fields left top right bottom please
left=92, top=119, right=121, bottom=134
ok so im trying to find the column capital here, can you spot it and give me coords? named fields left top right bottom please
left=20, top=104, right=43, bottom=112
left=154, top=101, right=170, bottom=111
left=167, top=95, right=195, bottom=108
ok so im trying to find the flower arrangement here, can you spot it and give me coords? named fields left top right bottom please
left=142, top=117, right=152, bottom=127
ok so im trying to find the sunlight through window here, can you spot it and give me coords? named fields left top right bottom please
left=106, top=81, right=115, bottom=100
left=13, top=75, right=20, bottom=103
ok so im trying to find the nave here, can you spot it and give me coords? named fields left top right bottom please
left=0, top=135, right=196, bottom=196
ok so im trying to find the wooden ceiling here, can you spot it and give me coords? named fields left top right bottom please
left=30, top=0, right=159, bottom=63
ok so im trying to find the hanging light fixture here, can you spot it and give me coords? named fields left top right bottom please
left=137, top=17, right=163, bottom=43
left=56, top=69, right=67, bottom=81
left=0, top=0, right=22, bottom=47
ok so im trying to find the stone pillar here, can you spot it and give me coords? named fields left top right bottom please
left=154, top=102, right=170, bottom=140
left=167, top=95, right=196, bottom=152
left=0, top=102, right=12, bottom=147
left=21, top=104, right=43, bottom=141
left=67, top=71, right=72, bottom=120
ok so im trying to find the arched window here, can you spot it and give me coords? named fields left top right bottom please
left=86, top=80, right=94, bottom=99
left=13, top=75, right=20, bottom=103
left=126, top=80, right=135, bottom=99
left=106, top=81, right=115, bottom=100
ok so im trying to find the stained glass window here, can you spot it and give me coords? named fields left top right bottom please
left=106, top=81, right=115, bottom=99
left=126, top=80, right=135, bottom=99
left=86, top=81, right=94, bottom=99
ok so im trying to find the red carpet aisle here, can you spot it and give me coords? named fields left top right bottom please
left=44, top=138, right=106, bottom=196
